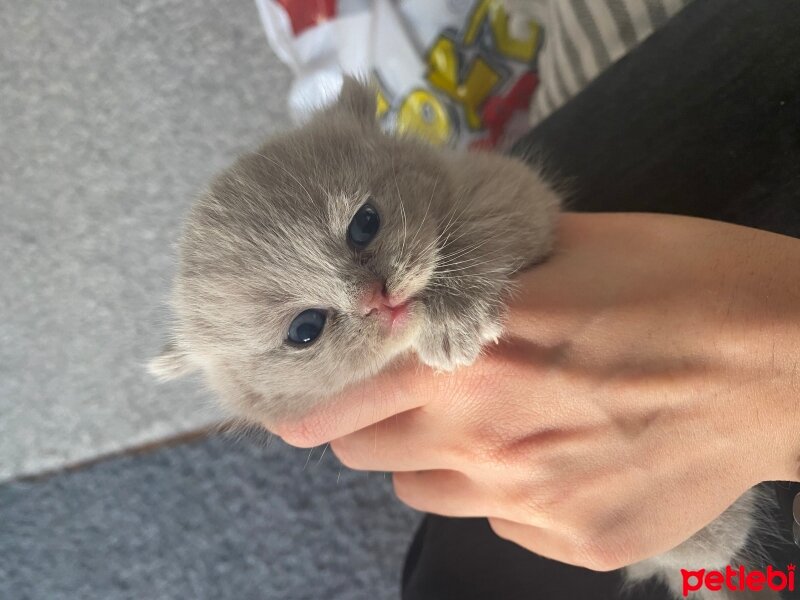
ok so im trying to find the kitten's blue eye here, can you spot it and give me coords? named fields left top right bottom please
left=287, top=309, right=327, bottom=345
left=348, top=202, right=380, bottom=249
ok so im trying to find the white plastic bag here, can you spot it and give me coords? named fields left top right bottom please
left=255, top=0, right=543, bottom=150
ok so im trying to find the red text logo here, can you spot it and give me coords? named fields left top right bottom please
left=681, top=565, right=795, bottom=596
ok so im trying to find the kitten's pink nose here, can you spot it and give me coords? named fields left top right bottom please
left=359, top=281, right=411, bottom=333
left=359, top=280, right=389, bottom=315
left=358, top=281, right=408, bottom=317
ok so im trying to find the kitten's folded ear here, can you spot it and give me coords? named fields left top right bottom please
left=327, top=75, right=378, bottom=124
left=147, top=340, right=198, bottom=381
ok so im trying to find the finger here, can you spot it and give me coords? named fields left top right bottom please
left=272, top=356, right=455, bottom=447
left=392, top=470, right=508, bottom=518
left=330, top=408, right=457, bottom=472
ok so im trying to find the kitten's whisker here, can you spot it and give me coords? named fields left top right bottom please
left=316, top=443, right=329, bottom=466
left=437, top=246, right=513, bottom=270
left=432, top=262, right=511, bottom=279
left=439, top=189, right=479, bottom=240
left=391, top=153, right=409, bottom=260
left=436, top=250, right=517, bottom=274
left=417, top=211, right=473, bottom=261
left=407, top=175, right=438, bottom=252
left=417, top=195, right=472, bottom=254
left=435, top=263, right=494, bottom=275
left=437, top=239, right=518, bottom=266
left=436, top=240, right=490, bottom=264
left=435, top=243, right=495, bottom=271
left=303, top=446, right=315, bottom=470
left=438, top=232, right=493, bottom=255
left=434, top=267, right=508, bottom=278
left=418, top=203, right=464, bottom=259
left=437, top=206, right=471, bottom=248
left=436, top=214, right=480, bottom=255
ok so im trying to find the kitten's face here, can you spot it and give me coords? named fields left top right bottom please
left=156, top=81, right=449, bottom=423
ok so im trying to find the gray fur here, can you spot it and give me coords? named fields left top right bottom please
left=151, top=78, right=771, bottom=599
left=151, top=77, right=558, bottom=422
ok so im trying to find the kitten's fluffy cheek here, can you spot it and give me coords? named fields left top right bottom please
left=388, top=258, right=436, bottom=303
left=191, top=307, right=427, bottom=424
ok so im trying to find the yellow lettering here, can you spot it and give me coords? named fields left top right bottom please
left=426, top=36, right=500, bottom=130
left=396, top=89, right=453, bottom=146
left=489, top=3, right=540, bottom=62
left=463, top=0, right=490, bottom=45
left=464, top=0, right=540, bottom=63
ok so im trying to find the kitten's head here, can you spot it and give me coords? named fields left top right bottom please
left=151, top=79, right=448, bottom=424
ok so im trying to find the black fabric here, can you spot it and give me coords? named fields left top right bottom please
left=402, top=0, right=800, bottom=598
left=776, top=483, right=800, bottom=547
left=515, top=0, right=800, bottom=239
left=401, top=516, right=670, bottom=600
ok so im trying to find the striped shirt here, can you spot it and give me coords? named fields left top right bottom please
left=504, top=0, right=692, bottom=123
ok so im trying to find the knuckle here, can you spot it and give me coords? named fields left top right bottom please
left=451, top=422, right=506, bottom=468
left=515, top=486, right=563, bottom=523
left=503, top=475, right=573, bottom=529
left=506, top=458, right=580, bottom=523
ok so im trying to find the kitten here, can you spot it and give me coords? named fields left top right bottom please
left=149, top=77, right=559, bottom=422
left=150, top=78, right=775, bottom=600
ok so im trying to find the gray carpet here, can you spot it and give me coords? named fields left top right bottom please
left=0, top=1, right=421, bottom=597
left=0, top=432, right=420, bottom=600
left=0, top=0, right=294, bottom=479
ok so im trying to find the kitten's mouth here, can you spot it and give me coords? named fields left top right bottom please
left=366, top=298, right=413, bottom=335
left=359, top=280, right=424, bottom=337
left=386, top=300, right=411, bottom=333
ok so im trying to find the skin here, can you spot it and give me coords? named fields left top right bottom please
left=272, top=212, right=800, bottom=572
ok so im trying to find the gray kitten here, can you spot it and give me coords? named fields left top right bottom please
left=150, top=77, right=559, bottom=422
left=151, top=79, right=774, bottom=600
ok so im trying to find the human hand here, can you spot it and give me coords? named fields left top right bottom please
left=273, top=213, right=800, bottom=571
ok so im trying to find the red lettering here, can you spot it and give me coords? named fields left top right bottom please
left=681, top=569, right=705, bottom=597
left=682, top=564, right=796, bottom=594
left=747, top=571, right=766, bottom=591
left=704, top=570, right=723, bottom=591
left=767, top=565, right=788, bottom=591
left=725, top=565, right=744, bottom=590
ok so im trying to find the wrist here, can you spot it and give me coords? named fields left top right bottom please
left=727, top=227, right=800, bottom=484
left=769, top=381, right=800, bottom=483
left=757, top=243, right=800, bottom=483
left=738, top=327, right=800, bottom=483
